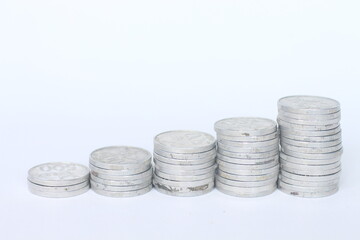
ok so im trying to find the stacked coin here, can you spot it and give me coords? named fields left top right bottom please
left=153, top=130, right=217, bottom=197
left=214, top=117, right=280, bottom=197
left=89, top=146, right=153, bottom=197
left=277, top=95, right=342, bottom=198
left=27, top=162, right=90, bottom=198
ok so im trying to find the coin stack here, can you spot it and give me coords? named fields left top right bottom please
left=277, top=96, right=342, bottom=198
left=27, top=162, right=90, bottom=198
left=214, top=117, right=280, bottom=197
left=153, top=130, right=217, bottom=197
left=89, top=146, right=153, bottom=197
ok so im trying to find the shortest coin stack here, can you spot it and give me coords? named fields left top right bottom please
left=214, top=117, right=280, bottom=197
left=153, top=130, right=217, bottom=197
left=27, top=162, right=90, bottom=198
left=89, top=146, right=153, bottom=197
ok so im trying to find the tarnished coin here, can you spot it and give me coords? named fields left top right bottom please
left=153, top=152, right=215, bottom=165
left=90, top=179, right=150, bottom=191
left=154, top=130, right=216, bottom=153
left=28, top=180, right=88, bottom=193
left=217, top=169, right=278, bottom=182
left=153, top=178, right=214, bottom=197
left=92, top=184, right=152, bottom=198
left=90, top=146, right=152, bottom=170
left=214, top=117, right=277, bottom=137
left=91, top=167, right=153, bottom=181
left=28, top=162, right=90, bottom=187
left=217, top=131, right=278, bottom=142
left=29, top=185, right=89, bottom=198
left=216, top=180, right=276, bottom=197
left=218, top=148, right=279, bottom=159
left=90, top=174, right=152, bottom=186
left=278, top=96, right=340, bottom=114
left=216, top=174, right=277, bottom=187
left=154, top=147, right=216, bottom=160
left=217, top=153, right=279, bottom=165
left=280, top=137, right=342, bottom=148
left=281, top=142, right=343, bottom=154
left=155, top=169, right=214, bottom=182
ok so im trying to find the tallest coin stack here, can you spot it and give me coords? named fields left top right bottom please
left=277, top=96, right=342, bottom=197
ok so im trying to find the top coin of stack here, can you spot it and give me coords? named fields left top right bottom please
left=277, top=95, right=342, bottom=198
left=214, top=117, right=280, bottom=197
left=153, top=130, right=217, bottom=197
left=27, top=162, right=90, bottom=198
left=89, top=146, right=153, bottom=197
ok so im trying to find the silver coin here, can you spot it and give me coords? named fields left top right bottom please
left=154, top=158, right=215, bottom=170
left=280, top=159, right=341, bottom=171
left=216, top=180, right=276, bottom=197
left=154, top=147, right=217, bottom=160
left=89, top=163, right=150, bottom=176
left=278, top=109, right=341, bottom=121
left=91, top=167, right=152, bottom=181
left=92, top=184, right=152, bottom=197
left=29, top=185, right=89, bottom=198
left=278, top=119, right=339, bottom=131
left=217, top=132, right=279, bottom=142
left=89, top=146, right=152, bottom=170
left=278, top=180, right=338, bottom=192
left=277, top=114, right=340, bottom=126
left=219, top=163, right=279, bottom=175
left=28, top=180, right=88, bottom=193
left=153, top=174, right=214, bottom=187
left=280, top=131, right=342, bottom=142
left=155, top=168, right=214, bottom=182
left=217, top=158, right=278, bottom=170
left=279, top=125, right=341, bottom=137
left=154, top=130, right=216, bottom=153
left=217, top=169, right=278, bottom=181
left=279, top=174, right=339, bottom=187
left=155, top=163, right=216, bottom=176
left=280, top=151, right=341, bottom=165
left=153, top=152, right=215, bottom=165
left=280, top=169, right=341, bottom=182
left=153, top=179, right=214, bottom=197
left=278, top=96, right=340, bottom=114
left=90, top=174, right=152, bottom=186
left=214, top=117, right=277, bottom=137
left=217, top=138, right=279, bottom=148
left=218, top=148, right=279, bottom=159
left=281, top=163, right=341, bottom=176
left=28, top=162, right=90, bottom=187
left=281, top=142, right=343, bottom=154
left=217, top=142, right=279, bottom=153
left=281, top=148, right=343, bottom=160
left=217, top=153, right=279, bottom=165
left=280, top=137, right=342, bottom=148
left=278, top=185, right=338, bottom=198
left=90, top=179, right=150, bottom=191
left=216, top=174, right=277, bottom=187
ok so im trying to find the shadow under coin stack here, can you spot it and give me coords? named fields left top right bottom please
left=27, top=162, right=90, bottom=198
left=277, top=96, right=342, bottom=198
left=153, top=130, right=217, bottom=197
left=214, top=117, right=280, bottom=197
left=90, top=146, right=153, bottom=197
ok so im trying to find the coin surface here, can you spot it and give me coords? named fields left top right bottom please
left=29, top=185, right=89, bottom=198
left=216, top=180, right=276, bottom=197
left=278, top=96, right=340, bottom=114
left=153, top=178, right=214, bottom=197
left=28, top=180, right=89, bottom=192
left=92, top=184, right=152, bottom=198
left=28, top=162, right=90, bottom=186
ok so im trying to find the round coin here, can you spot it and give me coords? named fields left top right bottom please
left=279, top=125, right=341, bottom=137
left=278, top=96, right=340, bottom=114
left=281, top=142, right=343, bottom=154
left=90, top=179, right=150, bottom=191
left=90, top=174, right=152, bottom=186
left=280, top=152, right=341, bottom=165
left=89, top=163, right=150, bottom=176
left=92, top=184, right=152, bottom=197
left=280, top=169, right=341, bottom=182
left=29, top=185, right=89, bottom=198
left=278, top=109, right=341, bottom=121
left=281, top=148, right=343, bottom=160
left=278, top=186, right=338, bottom=198
left=218, top=148, right=279, bottom=159
left=154, top=147, right=216, bottom=160
left=217, top=158, right=278, bottom=170
left=219, top=163, right=279, bottom=175
left=91, top=167, right=152, bottom=181
left=280, top=137, right=342, bottom=148
left=216, top=180, right=276, bottom=197
left=217, top=132, right=278, bottom=142
left=217, top=169, right=278, bottom=181
left=217, top=138, right=279, bottom=148
left=28, top=180, right=88, bottom=193
left=279, top=174, right=339, bottom=187
left=153, top=152, right=215, bottom=165
left=216, top=174, right=277, bottom=187
left=217, top=153, right=279, bottom=165
left=153, top=179, right=214, bottom=197
left=217, top=142, right=279, bottom=153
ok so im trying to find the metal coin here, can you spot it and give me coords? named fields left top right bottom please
left=278, top=96, right=340, bottom=114
left=281, top=142, right=343, bottom=154
left=217, top=169, right=278, bottom=181
left=28, top=180, right=88, bottom=192
left=91, top=167, right=152, bottom=181
left=155, top=164, right=216, bottom=176
left=154, top=147, right=216, bottom=160
left=217, top=153, right=279, bottom=165
left=280, top=159, right=341, bottom=171
left=217, top=138, right=279, bottom=148
left=280, top=163, right=341, bottom=176
left=217, top=142, right=279, bottom=153
left=153, top=174, right=214, bottom=187
left=28, top=162, right=90, bottom=187
left=89, top=146, right=151, bottom=170
left=90, top=174, right=152, bottom=186
left=278, top=180, right=338, bottom=192
left=280, top=151, right=341, bottom=165
left=277, top=115, right=340, bottom=126
left=92, top=184, right=152, bottom=197
left=217, top=158, right=278, bottom=170
left=216, top=174, right=277, bottom=187
left=90, top=179, right=150, bottom=191
left=214, top=117, right=277, bottom=137
left=154, top=130, right=216, bottom=153
left=279, top=174, right=339, bottom=187
left=219, top=163, right=279, bottom=175
left=280, top=131, right=342, bottom=142
left=218, top=148, right=279, bottom=159
left=278, top=119, right=339, bottom=131
left=217, top=132, right=279, bottom=142
left=281, top=148, right=343, bottom=160
left=89, top=163, right=150, bottom=176
left=153, top=152, right=215, bottom=165
left=154, top=158, right=215, bottom=171
left=216, top=180, right=276, bottom=197
left=29, top=185, right=89, bottom=198
left=155, top=169, right=214, bottom=182
left=153, top=179, right=214, bottom=197
left=280, top=137, right=342, bottom=148
left=278, top=185, right=338, bottom=198
left=279, top=125, right=341, bottom=137
left=280, top=169, right=341, bottom=182
left=278, top=109, right=341, bottom=121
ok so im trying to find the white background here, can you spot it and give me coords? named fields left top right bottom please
left=1, top=1, right=359, bottom=239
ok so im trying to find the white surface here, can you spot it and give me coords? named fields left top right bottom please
left=1, top=1, right=359, bottom=239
